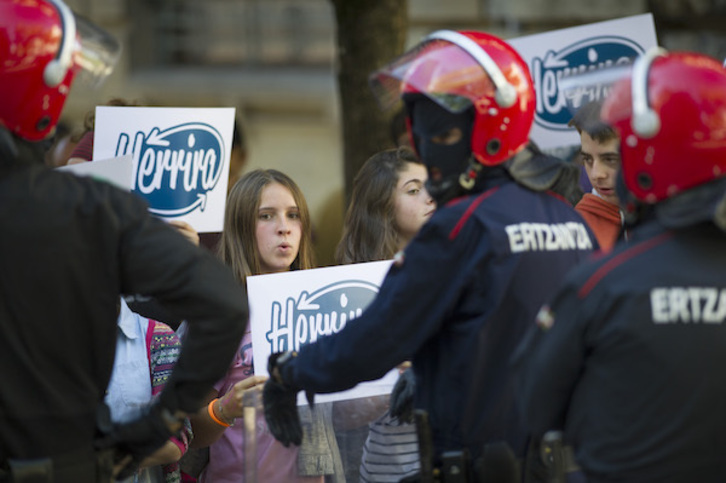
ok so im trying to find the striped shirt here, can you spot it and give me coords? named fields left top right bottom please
left=359, top=412, right=420, bottom=482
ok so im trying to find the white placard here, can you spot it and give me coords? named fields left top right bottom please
left=57, top=155, right=133, bottom=191
left=248, top=260, right=398, bottom=404
left=508, top=13, right=658, bottom=150
left=92, top=106, right=236, bottom=233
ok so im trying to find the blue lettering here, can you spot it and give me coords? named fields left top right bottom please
left=531, top=38, right=644, bottom=131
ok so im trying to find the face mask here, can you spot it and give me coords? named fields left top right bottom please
left=408, top=96, right=474, bottom=204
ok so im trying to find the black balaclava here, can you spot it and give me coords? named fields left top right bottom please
left=406, top=95, right=475, bottom=205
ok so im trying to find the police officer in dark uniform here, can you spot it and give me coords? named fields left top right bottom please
left=262, top=30, right=594, bottom=481
left=0, top=1, right=247, bottom=481
left=515, top=49, right=726, bottom=482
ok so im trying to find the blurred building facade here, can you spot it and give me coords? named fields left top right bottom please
left=61, top=0, right=726, bottom=265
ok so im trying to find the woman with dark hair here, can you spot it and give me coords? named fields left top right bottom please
left=336, top=147, right=435, bottom=264
left=335, top=147, right=435, bottom=482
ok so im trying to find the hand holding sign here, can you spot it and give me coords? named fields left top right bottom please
left=263, top=351, right=311, bottom=447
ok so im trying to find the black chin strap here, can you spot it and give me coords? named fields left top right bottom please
left=459, top=157, right=483, bottom=190
left=615, top=170, right=650, bottom=228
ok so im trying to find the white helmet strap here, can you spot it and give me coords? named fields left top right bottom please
left=43, top=0, right=76, bottom=88
left=425, top=30, right=517, bottom=109
left=631, top=47, right=667, bottom=139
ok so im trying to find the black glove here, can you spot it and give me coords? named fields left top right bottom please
left=263, top=351, right=315, bottom=447
left=95, top=402, right=183, bottom=481
left=390, top=367, right=415, bottom=424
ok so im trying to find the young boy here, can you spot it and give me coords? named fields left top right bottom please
left=569, top=100, right=624, bottom=252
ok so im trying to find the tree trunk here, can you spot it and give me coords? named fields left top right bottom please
left=330, top=0, right=408, bottom=204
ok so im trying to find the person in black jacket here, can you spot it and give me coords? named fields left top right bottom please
left=263, top=30, right=594, bottom=481
left=515, top=49, right=726, bottom=482
left=0, top=1, right=247, bottom=481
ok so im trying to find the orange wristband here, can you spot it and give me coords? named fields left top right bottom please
left=207, top=398, right=230, bottom=428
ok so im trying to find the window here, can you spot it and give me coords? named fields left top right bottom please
left=131, top=0, right=335, bottom=68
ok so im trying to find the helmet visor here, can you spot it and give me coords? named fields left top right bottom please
left=72, top=12, right=121, bottom=87
left=557, top=62, right=633, bottom=124
left=369, top=37, right=496, bottom=114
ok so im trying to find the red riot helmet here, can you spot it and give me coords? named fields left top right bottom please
left=0, top=0, right=120, bottom=141
left=370, top=30, right=536, bottom=169
left=601, top=48, right=726, bottom=204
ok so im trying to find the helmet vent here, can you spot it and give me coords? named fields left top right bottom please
left=486, top=139, right=501, bottom=155
left=637, top=172, right=653, bottom=190
left=36, top=116, right=51, bottom=132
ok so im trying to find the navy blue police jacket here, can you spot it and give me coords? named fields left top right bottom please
left=284, top=171, right=595, bottom=461
left=516, top=217, right=726, bottom=482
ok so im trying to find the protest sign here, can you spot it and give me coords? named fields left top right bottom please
left=249, top=260, right=397, bottom=404
left=509, top=13, right=658, bottom=152
left=57, top=155, right=134, bottom=191
left=93, top=106, right=236, bottom=232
